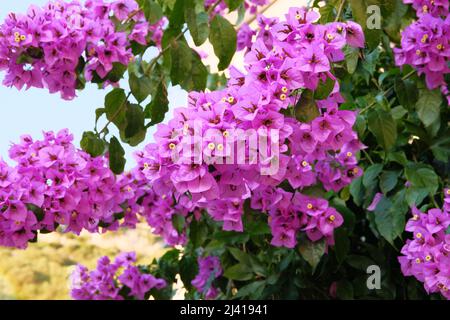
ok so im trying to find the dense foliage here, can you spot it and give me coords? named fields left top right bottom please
left=0, top=0, right=448, bottom=300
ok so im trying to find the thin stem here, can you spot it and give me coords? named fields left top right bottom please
left=334, top=0, right=346, bottom=22
left=123, top=9, right=140, bottom=24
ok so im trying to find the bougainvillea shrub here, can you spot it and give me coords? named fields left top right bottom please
left=0, top=0, right=448, bottom=300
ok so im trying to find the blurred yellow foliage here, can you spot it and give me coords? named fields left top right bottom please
left=0, top=225, right=165, bottom=300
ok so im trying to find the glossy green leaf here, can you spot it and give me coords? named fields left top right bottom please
left=379, top=170, right=400, bottom=194
left=129, top=73, right=152, bottom=103
left=314, top=77, right=336, bottom=100
left=416, top=89, right=442, bottom=127
left=363, top=164, right=383, bottom=188
left=405, top=165, right=439, bottom=195
left=185, top=4, right=209, bottom=46
left=224, top=263, right=253, bottom=281
left=170, top=40, right=192, bottom=86
left=179, top=50, right=208, bottom=91
left=124, top=103, right=145, bottom=139
left=295, top=90, right=320, bottom=123
left=145, top=81, right=169, bottom=126
left=109, top=136, right=126, bottom=174
left=298, top=238, right=326, bottom=273
left=224, top=0, right=244, bottom=11
left=140, top=0, right=164, bottom=24
left=105, top=88, right=128, bottom=130
left=209, top=15, right=237, bottom=71
left=367, top=107, right=397, bottom=150
left=80, top=131, right=105, bottom=157
left=394, top=78, right=418, bottom=110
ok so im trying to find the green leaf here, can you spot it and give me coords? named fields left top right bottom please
left=185, top=5, right=209, bottom=46
left=362, top=164, right=383, bottom=188
left=180, top=50, right=208, bottom=91
left=348, top=0, right=366, bottom=26
left=394, top=78, right=418, bottom=110
left=228, top=248, right=252, bottom=266
left=314, top=77, right=336, bottom=100
left=215, top=231, right=249, bottom=244
left=318, top=0, right=338, bottom=23
left=179, top=256, right=198, bottom=291
left=362, top=49, right=380, bottom=76
left=345, top=47, right=359, bottom=74
left=141, top=0, right=164, bottom=24
left=145, top=81, right=169, bottom=126
left=80, top=131, right=105, bottom=157
left=245, top=220, right=271, bottom=236
left=387, top=151, right=408, bottom=166
left=120, top=128, right=146, bottom=147
left=27, top=204, right=45, bottom=222
left=295, top=90, right=320, bottom=123
left=379, top=171, right=400, bottom=194
left=170, top=40, right=193, bottom=86
left=129, top=73, right=152, bottom=103
left=234, top=281, right=265, bottom=299
left=95, top=108, right=105, bottom=126
left=106, top=62, right=127, bottom=83
left=105, top=88, right=127, bottom=130
left=224, top=0, right=244, bottom=11
left=298, top=238, right=326, bottom=273
left=416, top=88, right=442, bottom=127
left=168, top=0, right=185, bottom=30
left=430, top=132, right=450, bottom=162
left=189, top=219, right=208, bottom=248
left=367, top=107, right=397, bottom=150
left=405, top=187, right=429, bottom=206
left=209, top=15, right=237, bottom=71
left=109, top=136, right=126, bottom=174
left=355, top=115, right=367, bottom=138
left=390, top=105, right=408, bottom=120
left=124, top=104, right=145, bottom=139
left=336, top=280, right=354, bottom=300
left=405, top=165, right=439, bottom=195
left=384, top=0, right=408, bottom=42
left=347, top=255, right=375, bottom=271
left=224, top=263, right=253, bottom=281
left=373, top=193, right=407, bottom=245
left=157, top=249, right=180, bottom=281
left=171, top=214, right=185, bottom=234
left=350, top=176, right=365, bottom=207
left=334, top=228, right=350, bottom=265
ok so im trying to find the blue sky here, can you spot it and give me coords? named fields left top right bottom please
left=0, top=1, right=187, bottom=167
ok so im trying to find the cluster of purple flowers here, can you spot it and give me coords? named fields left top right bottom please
left=253, top=189, right=344, bottom=248
left=191, top=256, right=222, bottom=299
left=131, top=7, right=365, bottom=248
left=0, top=0, right=165, bottom=100
left=71, top=252, right=166, bottom=300
left=403, top=0, right=449, bottom=17
left=204, top=0, right=268, bottom=17
left=0, top=129, right=139, bottom=249
left=394, top=0, right=450, bottom=104
left=398, top=188, right=450, bottom=300
left=0, top=7, right=365, bottom=252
